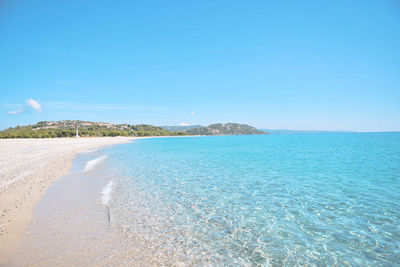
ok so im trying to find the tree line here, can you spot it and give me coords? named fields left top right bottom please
left=0, top=124, right=186, bottom=138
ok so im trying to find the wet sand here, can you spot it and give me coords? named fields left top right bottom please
left=7, top=146, right=182, bottom=266
left=0, top=137, right=135, bottom=263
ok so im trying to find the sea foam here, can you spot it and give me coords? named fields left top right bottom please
left=81, top=155, right=108, bottom=172
left=101, top=181, right=114, bottom=206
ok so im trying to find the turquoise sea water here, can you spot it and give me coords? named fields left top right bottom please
left=103, top=134, right=400, bottom=265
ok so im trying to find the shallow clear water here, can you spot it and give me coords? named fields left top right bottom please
left=103, top=134, right=400, bottom=266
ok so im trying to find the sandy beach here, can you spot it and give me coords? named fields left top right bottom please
left=0, top=137, right=134, bottom=263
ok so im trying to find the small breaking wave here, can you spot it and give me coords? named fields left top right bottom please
left=101, top=180, right=114, bottom=206
left=81, top=155, right=108, bottom=173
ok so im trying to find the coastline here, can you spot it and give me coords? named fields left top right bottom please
left=0, top=137, right=135, bottom=263
left=1, top=134, right=399, bottom=265
left=6, top=137, right=192, bottom=266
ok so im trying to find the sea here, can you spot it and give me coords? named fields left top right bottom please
left=12, top=133, right=400, bottom=266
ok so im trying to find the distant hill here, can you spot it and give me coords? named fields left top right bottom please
left=162, top=125, right=203, bottom=132
left=260, top=129, right=355, bottom=135
left=0, top=121, right=264, bottom=138
left=186, top=123, right=266, bottom=135
left=0, top=120, right=184, bottom=138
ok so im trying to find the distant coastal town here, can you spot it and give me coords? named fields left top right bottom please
left=0, top=120, right=266, bottom=138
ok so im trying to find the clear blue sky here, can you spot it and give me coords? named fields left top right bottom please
left=1, top=0, right=399, bottom=131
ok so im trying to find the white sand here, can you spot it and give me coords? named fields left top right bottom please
left=0, top=137, right=135, bottom=262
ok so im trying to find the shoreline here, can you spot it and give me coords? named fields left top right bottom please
left=0, top=137, right=138, bottom=262
left=7, top=137, right=205, bottom=266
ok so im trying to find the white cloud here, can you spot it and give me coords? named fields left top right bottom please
left=179, top=122, right=190, bottom=126
left=26, top=99, right=42, bottom=112
left=190, top=111, right=195, bottom=115
left=6, top=98, right=42, bottom=115
left=7, top=108, right=23, bottom=114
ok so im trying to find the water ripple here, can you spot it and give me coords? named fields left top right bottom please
left=103, top=134, right=400, bottom=266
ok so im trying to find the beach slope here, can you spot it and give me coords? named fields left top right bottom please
left=0, top=137, right=133, bottom=262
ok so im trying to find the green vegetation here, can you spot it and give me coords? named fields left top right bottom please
left=0, top=121, right=185, bottom=138
left=161, top=125, right=203, bottom=131
left=185, top=123, right=266, bottom=135
left=0, top=121, right=265, bottom=138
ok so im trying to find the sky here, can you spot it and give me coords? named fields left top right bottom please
left=1, top=0, right=399, bottom=131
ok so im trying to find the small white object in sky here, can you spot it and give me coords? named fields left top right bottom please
left=7, top=98, right=42, bottom=115
left=25, top=99, right=42, bottom=112
left=190, top=111, right=195, bottom=115
left=7, top=108, right=23, bottom=114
